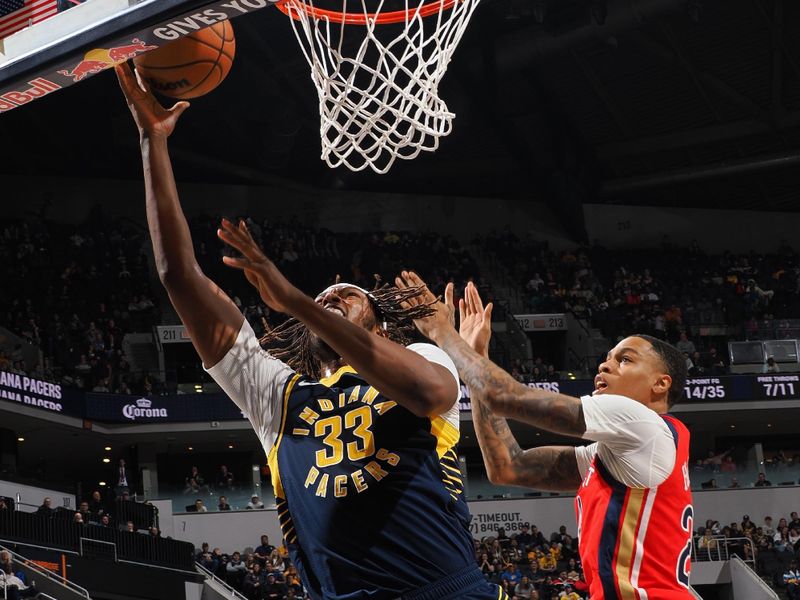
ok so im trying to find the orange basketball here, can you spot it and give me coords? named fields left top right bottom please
left=133, top=21, right=235, bottom=99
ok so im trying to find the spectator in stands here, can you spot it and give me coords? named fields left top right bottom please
left=78, top=501, right=91, bottom=523
left=216, top=465, right=235, bottom=490
left=0, top=570, right=37, bottom=600
left=72, top=512, right=84, bottom=525
left=218, top=496, right=231, bottom=511
left=198, top=548, right=217, bottom=574
left=184, top=466, right=208, bottom=495
left=500, top=563, right=522, bottom=587
left=513, top=575, right=535, bottom=599
left=0, top=498, right=8, bottom=512
left=0, top=550, right=12, bottom=575
left=789, top=528, right=800, bottom=547
left=764, top=516, right=775, bottom=537
left=516, top=525, right=532, bottom=546
left=149, top=526, right=161, bottom=538
left=728, top=476, right=741, bottom=488
left=720, top=455, right=737, bottom=474
left=196, top=542, right=210, bottom=562
left=698, top=529, right=718, bottom=560
left=675, top=331, right=696, bottom=355
left=97, top=515, right=111, bottom=528
left=226, top=551, right=247, bottom=589
left=194, top=499, right=208, bottom=513
left=246, top=495, right=265, bottom=510
left=785, top=560, right=800, bottom=600
left=764, top=356, right=780, bottom=374
left=266, top=549, right=286, bottom=576
left=755, top=472, right=773, bottom=487
left=88, top=490, right=105, bottom=516
left=255, top=535, right=275, bottom=566
left=706, top=347, right=727, bottom=375
left=124, top=520, right=135, bottom=532
left=790, top=512, right=800, bottom=531
left=285, top=573, right=304, bottom=597
left=243, top=563, right=263, bottom=600
left=263, top=573, right=287, bottom=599
left=35, top=497, right=54, bottom=516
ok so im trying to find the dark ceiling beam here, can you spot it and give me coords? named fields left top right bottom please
left=769, top=0, right=785, bottom=120
left=597, top=112, right=800, bottom=159
left=627, top=30, right=764, bottom=119
left=490, top=0, right=686, bottom=73
left=753, top=0, right=800, bottom=98
left=600, top=151, right=800, bottom=197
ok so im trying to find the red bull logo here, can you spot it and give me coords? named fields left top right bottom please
left=58, top=38, right=158, bottom=82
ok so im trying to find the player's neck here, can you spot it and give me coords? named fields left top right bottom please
left=319, top=358, right=347, bottom=379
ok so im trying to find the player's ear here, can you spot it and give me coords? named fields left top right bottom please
left=652, top=373, right=672, bottom=396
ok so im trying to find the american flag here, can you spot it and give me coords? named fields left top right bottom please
left=0, top=0, right=58, bottom=40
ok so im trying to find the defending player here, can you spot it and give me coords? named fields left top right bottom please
left=398, top=273, right=695, bottom=600
left=116, top=63, right=506, bottom=600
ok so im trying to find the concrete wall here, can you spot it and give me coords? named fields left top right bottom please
left=584, top=203, right=800, bottom=253
left=0, top=479, right=76, bottom=511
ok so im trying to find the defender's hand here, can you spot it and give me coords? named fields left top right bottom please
left=459, top=282, right=493, bottom=357
left=217, top=218, right=303, bottom=314
left=116, top=63, right=189, bottom=139
left=394, top=271, right=455, bottom=342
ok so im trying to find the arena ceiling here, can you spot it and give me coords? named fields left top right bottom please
left=3, top=0, right=800, bottom=228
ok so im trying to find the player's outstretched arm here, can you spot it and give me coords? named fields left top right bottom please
left=217, top=221, right=456, bottom=417
left=397, top=272, right=587, bottom=438
left=456, top=282, right=581, bottom=491
left=116, top=63, right=243, bottom=368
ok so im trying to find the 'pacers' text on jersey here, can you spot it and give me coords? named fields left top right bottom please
left=269, top=366, right=475, bottom=600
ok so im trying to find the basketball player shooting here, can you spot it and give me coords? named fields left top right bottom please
left=397, top=272, right=695, bottom=600
left=115, top=63, right=508, bottom=600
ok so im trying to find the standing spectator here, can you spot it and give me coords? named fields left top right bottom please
left=88, top=490, right=105, bottom=516
left=216, top=465, right=235, bottom=490
left=754, top=473, right=773, bottom=487
left=35, top=497, right=54, bottom=517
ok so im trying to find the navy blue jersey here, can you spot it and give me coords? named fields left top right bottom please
left=268, top=366, right=475, bottom=600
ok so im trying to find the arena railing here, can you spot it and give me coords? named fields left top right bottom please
left=691, top=535, right=756, bottom=568
left=195, top=561, right=249, bottom=600
left=0, top=509, right=194, bottom=572
left=0, top=542, right=90, bottom=600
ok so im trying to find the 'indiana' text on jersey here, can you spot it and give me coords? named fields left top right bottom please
left=268, top=366, right=475, bottom=599
left=575, top=414, right=694, bottom=600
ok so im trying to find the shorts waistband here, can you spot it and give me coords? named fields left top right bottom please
left=400, top=565, right=486, bottom=600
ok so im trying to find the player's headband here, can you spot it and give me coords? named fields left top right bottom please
left=316, top=283, right=378, bottom=302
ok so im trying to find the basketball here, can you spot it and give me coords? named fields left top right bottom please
left=133, top=21, right=235, bottom=99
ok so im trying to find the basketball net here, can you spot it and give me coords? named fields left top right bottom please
left=277, top=0, right=481, bottom=173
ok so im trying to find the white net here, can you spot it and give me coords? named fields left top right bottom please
left=279, top=0, right=481, bottom=173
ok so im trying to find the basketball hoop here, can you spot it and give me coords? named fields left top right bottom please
left=276, top=0, right=481, bottom=173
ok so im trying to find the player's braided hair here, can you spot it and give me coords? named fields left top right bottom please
left=259, top=279, right=437, bottom=379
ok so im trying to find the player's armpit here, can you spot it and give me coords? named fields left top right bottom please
left=507, top=446, right=583, bottom=492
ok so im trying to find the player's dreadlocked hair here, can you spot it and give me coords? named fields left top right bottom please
left=258, top=281, right=437, bottom=380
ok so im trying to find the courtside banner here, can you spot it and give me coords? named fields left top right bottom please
left=0, top=370, right=84, bottom=416
left=84, top=392, right=245, bottom=423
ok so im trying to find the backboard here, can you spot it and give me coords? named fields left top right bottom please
left=0, top=0, right=273, bottom=114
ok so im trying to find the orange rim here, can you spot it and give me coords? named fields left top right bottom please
left=275, top=0, right=459, bottom=25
